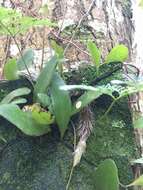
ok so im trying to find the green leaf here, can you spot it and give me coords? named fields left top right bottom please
left=72, top=90, right=103, bottom=115
left=127, top=175, right=143, bottom=187
left=51, top=40, right=64, bottom=59
left=3, top=58, right=19, bottom=80
left=0, top=87, right=31, bottom=104
left=60, top=84, right=115, bottom=115
left=87, top=40, right=101, bottom=73
left=37, top=93, right=51, bottom=107
left=50, top=73, right=72, bottom=138
left=0, top=7, right=57, bottom=35
left=10, top=98, right=27, bottom=105
left=94, top=159, right=119, bottom=190
left=17, top=49, right=35, bottom=70
left=105, top=44, right=128, bottom=64
left=0, top=104, right=50, bottom=136
left=34, top=56, right=58, bottom=99
left=51, top=40, right=64, bottom=74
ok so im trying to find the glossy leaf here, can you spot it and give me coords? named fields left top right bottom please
left=0, top=87, right=31, bottom=104
left=0, top=104, right=50, bottom=136
left=3, top=58, right=19, bottom=80
left=127, top=175, right=143, bottom=187
left=50, top=73, right=72, bottom=138
left=94, top=159, right=119, bottom=190
left=105, top=44, right=128, bottom=64
left=87, top=40, right=101, bottom=73
left=17, top=49, right=35, bottom=70
left=34, top=56, right=58, bottom=99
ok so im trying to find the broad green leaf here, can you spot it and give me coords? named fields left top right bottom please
left=34, top=56, right=58, bottom=99
left=127, top=175, right=143, bottom=187
left=87, top=40, right=101, bottom=73
left=3, top=58, right=19, bottom=80
left=105, top=44, right=128, bottom=64
left=72, top=90, right=103, bottom=115
left=60, top=81, right=143, bottom=115
left=37, top=93, right=51, bottom=107
left=17, top=49, right=35, bottom=70
left=94, top=159, right=119, bottom=190
left=50, top=73, right=72, bottom=138
left=0, top=104, right=50, bottom=136
left=0, top=87, right=31, bottom=104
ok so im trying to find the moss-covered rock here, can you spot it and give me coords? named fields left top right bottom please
left=0, top=65, right=138, bottom=189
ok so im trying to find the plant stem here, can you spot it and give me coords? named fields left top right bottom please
left=102, top=99, right=116, bottom=118
left=66, top=164, right=74, bottom=190
left=0, top=21, right=34, bottom=86
left=66, top=121, right=77, bottom=190
left=119, top=182, right=128, bottom=190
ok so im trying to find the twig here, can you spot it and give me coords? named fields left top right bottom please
left=102, top=99, right=116, bottom=118
left=51, top=31, right=89, bottom=56
left=63, top=0, right=96, bottom=56
left=1, top=36, right=12, bottom=79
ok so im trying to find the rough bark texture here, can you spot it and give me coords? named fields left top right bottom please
left=50, top=0, right=133, bottom=61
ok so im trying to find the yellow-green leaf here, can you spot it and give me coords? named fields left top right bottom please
left=127, top=175, right=143, bottom=187
left=31, top=104, right=54, bottom=125
left=87, top=40, right=101, bottom=73
left=105, top=44, right=128, bottom=64
left=3, top=58, right=19, bottom=80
